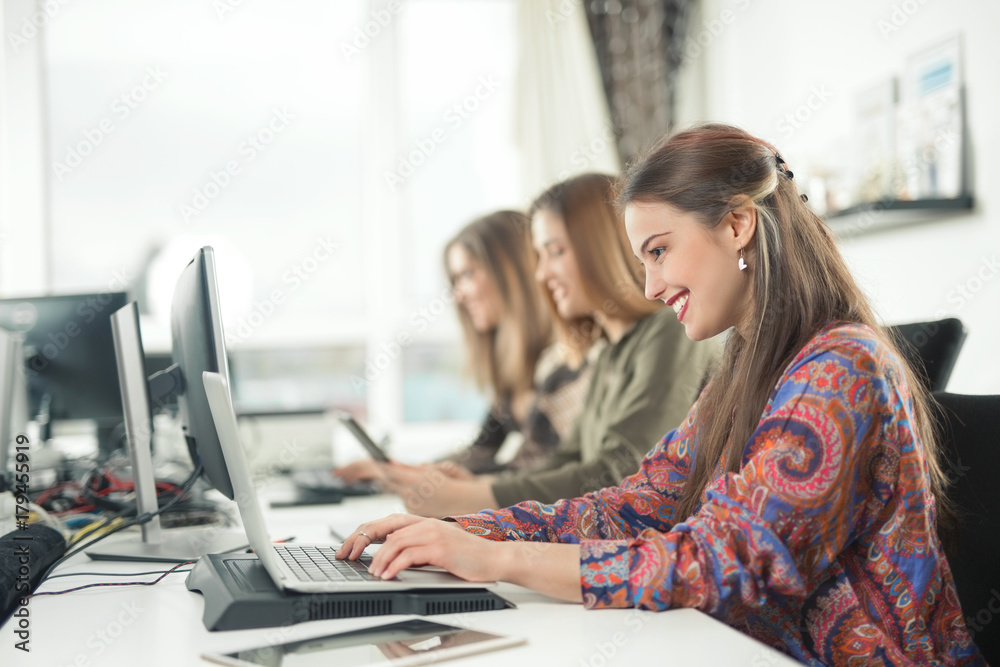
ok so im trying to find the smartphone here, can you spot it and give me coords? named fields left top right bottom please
left=337, top=413, right=391, bottom=462
left=201, top=618, right=526, bottom=667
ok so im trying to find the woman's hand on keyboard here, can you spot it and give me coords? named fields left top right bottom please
left=336, top=513, right=585, bottom=601
left=340, top=514, right=510, bottom=583
left=335, top=513, right=423, bottom=561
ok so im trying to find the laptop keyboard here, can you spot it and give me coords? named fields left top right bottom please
left=274, top=545, right=381, bottom=582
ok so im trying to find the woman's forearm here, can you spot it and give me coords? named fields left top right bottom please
left=499, top=541, right=583, bottom=603
left=430, top=477, right=498, bottom=516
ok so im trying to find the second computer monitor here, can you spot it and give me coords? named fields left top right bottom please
left=163, top=246, right=235, bottom=500
left=0, top=292, right=127, bottom=455
left=88, top=246, right=244, bottom=561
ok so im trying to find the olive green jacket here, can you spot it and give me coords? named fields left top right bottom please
left=490, top=307, right=717, bottom=507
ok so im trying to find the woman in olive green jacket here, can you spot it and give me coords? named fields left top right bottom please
left=371, top=174, right=717, bottom=517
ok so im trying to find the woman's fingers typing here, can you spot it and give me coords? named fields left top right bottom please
left=367, top=520, right=504, bottom=582
left=334, top=514, right=426, bottom=561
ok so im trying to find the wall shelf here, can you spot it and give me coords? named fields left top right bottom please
left=824, top=194, right=975, bottom=238
left=825, top=195, right=974, bottom=220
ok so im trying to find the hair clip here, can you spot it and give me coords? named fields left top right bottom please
left=774, top=153, right=794, bottom=180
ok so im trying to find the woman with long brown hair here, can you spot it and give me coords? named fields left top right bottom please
left=441, top=210, right=598, bottom=474
left=337, top=210, right=597, bottom=481
left=344, top=172, right=715, bottom=516
left=337, top=125, right=981, bottom=664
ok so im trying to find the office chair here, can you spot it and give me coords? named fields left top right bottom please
left=932, top=392, right=1000, bottom=664
left=888, top=318, right=967, bottom=392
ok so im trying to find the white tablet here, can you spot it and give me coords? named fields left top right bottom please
left=201, top=618, right=525, bottom=667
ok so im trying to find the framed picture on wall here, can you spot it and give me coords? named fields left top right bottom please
left=852, top=77, right=898, bottom=205
left=896, top=34, right=966, bottom=201
left=825, top=33, right=972, bottom=234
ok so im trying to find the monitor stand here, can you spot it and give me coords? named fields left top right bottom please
left=86, top=302, right=247, bottom=563
left=86, top=525, right=249, bottom=563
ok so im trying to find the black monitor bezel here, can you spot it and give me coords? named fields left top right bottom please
left=167, top=247, right=235, bottom=500
left=0, top=292, right=128, bottom=457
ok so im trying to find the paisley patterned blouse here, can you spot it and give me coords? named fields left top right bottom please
left=451, top=323, right=983, bottom=665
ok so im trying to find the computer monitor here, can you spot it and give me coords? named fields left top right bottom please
left=0, top=328, right=28, bottom=483
left=87, top=247, right=246, bottom=562
left=0, top=292, right=128, bottom=457
left=164, top=245, right=235, bottom=499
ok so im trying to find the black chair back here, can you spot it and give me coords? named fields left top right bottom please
left=888, top=318, right=967, bottom=392
left=933, top=392, right=1000, bottom=664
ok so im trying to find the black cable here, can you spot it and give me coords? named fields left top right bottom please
left=45, top=568, right=193, bottom=580
left=64, top=470, right=192, bottom=548
left=36, top=463, right=205, bottom=586
left=31, top=562, right=194, bottom=596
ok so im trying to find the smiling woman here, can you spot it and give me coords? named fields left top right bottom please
left=444, top=212, right=550, bottom=406
left=474, top=173, right=718, bottom=508
left=336, top=210, right=598, bottom=493
left=338, top=125, right=983, bottom=665
left=529, top=173, right=663, bottom=358
left=337, top=175, right=718, bottom=518
left=436, top=210, right=595, bottom=476
left=625, top=202, right=756, bottom=343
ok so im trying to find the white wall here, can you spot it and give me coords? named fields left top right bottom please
left=677, top=0, right=1000, bottom=393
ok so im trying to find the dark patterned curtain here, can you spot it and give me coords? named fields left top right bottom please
left=584, top=0, right=692, bottom=163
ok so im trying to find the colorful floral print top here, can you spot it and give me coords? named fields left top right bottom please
left=451, top=323, right=983, bottom=665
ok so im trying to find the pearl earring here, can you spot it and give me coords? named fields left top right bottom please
left=738, top=248, right=747, bottom=271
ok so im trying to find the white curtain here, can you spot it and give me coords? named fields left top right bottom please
left=514, top=0, right=621, bottom=200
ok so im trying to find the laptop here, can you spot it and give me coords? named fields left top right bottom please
left=203, top=370, right=495, bottom=594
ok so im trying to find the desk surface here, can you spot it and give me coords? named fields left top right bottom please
left=1, top=492, right=799, bottom=667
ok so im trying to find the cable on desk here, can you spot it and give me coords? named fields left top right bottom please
left=45, top=568, right=195, bottom=580
left=36, top=462, right=205, bottom=586
left=30, top=464, right=189, bottom=519
left=31, top=561, right=194, bottom=596
left=68, top=515, right=128, bottom=547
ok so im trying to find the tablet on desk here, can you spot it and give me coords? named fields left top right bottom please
left=201, top=618, right=525, bottom=666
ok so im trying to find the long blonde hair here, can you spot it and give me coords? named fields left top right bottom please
left=529, top=173, right=662, bottom=364
left=617, top=123, right=953, bottom=530
left=444, top=211, right=552, bottom=399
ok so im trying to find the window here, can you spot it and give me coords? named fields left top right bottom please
left=45, top=0, right=365, bottom=325
left=37, top=0, right=521, bottom=438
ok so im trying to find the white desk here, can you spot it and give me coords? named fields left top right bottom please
left=1, top=492, right=799, bottom=667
